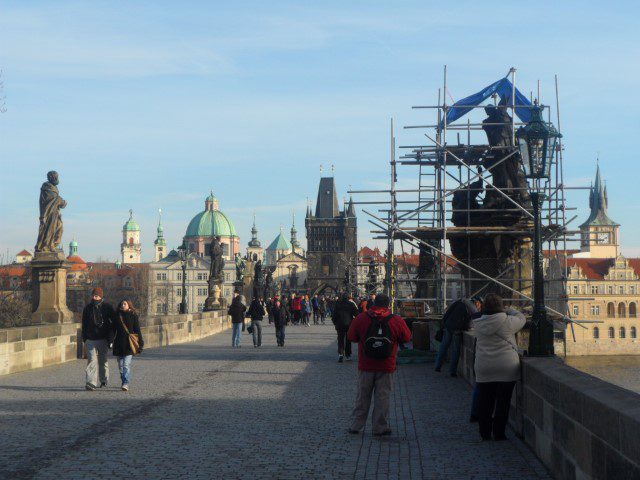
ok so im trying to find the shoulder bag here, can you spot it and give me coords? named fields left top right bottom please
left=119, top=317, right=142, bottom=356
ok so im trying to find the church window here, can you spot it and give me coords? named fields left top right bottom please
left=630, top=302, right=637, bottom=318
left=631, top=327, right=637, bottom=339
left=593, top=327, right=599, bottom=339
left=607, top=302, right=615, bottom=318
left=620, top=327, right=626, bottom=339
left=608, top=327, right=615, bottom=339
left=222, top=243, right=229, bottom=256
left=572, top=305, right=579, bottom=316
left=618, top=303, right=626, bottom=318
left=129, top=237, right=134, bottom=245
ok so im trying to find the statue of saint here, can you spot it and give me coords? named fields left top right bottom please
left=264, top=267, right=273, bottom=298
left=35, top=171, right=67, bottom=253
left=234, top=253, right=246, bottom=282
left=208, top=236, right=225, bottom=282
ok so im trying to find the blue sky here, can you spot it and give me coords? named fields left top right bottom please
left=1, top=1, right=639, bottom=262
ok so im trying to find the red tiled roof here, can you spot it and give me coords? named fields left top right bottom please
left=17, top=249, right=32, bottom=257
left=0, top=265, right=29, bottom=277
left=567, top=258, right=614, bottom=280
left=628, top=259, right=640, bottom=277
left=67, top=255, right=87, bottom=264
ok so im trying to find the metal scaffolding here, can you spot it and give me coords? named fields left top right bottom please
left=350, top=67, right=588, bottom=326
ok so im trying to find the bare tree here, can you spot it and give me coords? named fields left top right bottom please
left=0, top=288, right=31, bottom=328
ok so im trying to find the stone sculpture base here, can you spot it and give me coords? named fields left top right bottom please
left=31, top=251, right=74, bottom=324
left=203, top=281, right=223, bottom=311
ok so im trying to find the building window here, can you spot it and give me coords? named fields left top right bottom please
left=156, top=303, right=163, bottom=314
left=156, top=273, right=167, bottom=281
left=618, top=303, right=627, bottom=318
left=197, top=303, right=204, bottom=312
left=607, top=302, right=615, bottom=318
left=572, top=285, right=579, bottom=295
left=572, top=305, right=579, bottom=316
left=619, top=286, right=625, bottom=295
left=225, top=273, right=230, bottom=281
left=177, top=288, right=182, bottom=296
left=197, top=273, right=205, bottom=281
left=608, top=285, right=613, bottom=295
left=630, top=286, right=636, bottom=295
left=177, top=272, right=182, bottom=281
left=590, top=285, right=598, bottom=295
left=620, top=327, right=626, bottom=339
left=590, top=305, right=600, bottom=316
left=608, top=326, right=615, bottom=339
left=631, top=327, right=637, bottom=339
left=630, top=302, right=637, bottom=318
left=197, top=287, right=207, bottom=296
left=593, top=327, right=599, bottom=339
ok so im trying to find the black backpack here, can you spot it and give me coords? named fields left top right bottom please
left=364, top=313, right=395, bottom=359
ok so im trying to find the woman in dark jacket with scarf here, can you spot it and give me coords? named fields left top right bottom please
left=228, top=294, right=247, bottom=348
left=112, top=299, right=143, bottom=391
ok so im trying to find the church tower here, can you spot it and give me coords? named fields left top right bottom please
left=154, top=209, right=167, bottom=261
left=121, top=209, right=142, bottom=264
left=246, top=213, right=263, bottom=262
left=290, top=211, right=302, bottom=254
left=68, top=239, right=78, bottom=257
left=578, top=165, right=619, bottom=259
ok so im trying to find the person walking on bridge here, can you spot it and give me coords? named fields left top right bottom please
left=228, top=294, right=247, bottom=348
left=247, top=297, right=266, bottom=348
left=332, top=294, right=358, bottom=362
left=347, top=294, right=411, bottom=436
left=112, top=299, right=143, bottom=392
left=472, top=293, right=526, bottom=441
left=272, top=299, right=289, bottom=347
left=81, top=287, right=115, bottom=391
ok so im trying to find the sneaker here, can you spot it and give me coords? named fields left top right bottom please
left=100, top=381, right=108, bottom=388
left=338, top=355, right=344, bottom=363
left=85, top=383, right=97, bottom=391
left=121, top=384, right=129, bottom=391
left=345, top=356, right=352, bottom=361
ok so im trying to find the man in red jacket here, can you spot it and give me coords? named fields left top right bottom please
left=347, top=294, right=412, bottom=436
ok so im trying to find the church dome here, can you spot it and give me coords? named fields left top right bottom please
left=185, top=194, right=237, bottom=238
left=123, top=210, right=140, bottom=232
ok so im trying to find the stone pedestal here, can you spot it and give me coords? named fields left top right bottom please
left=203, top=281, right=223, bottom=311
left=31, top=251, right=74, bottom=324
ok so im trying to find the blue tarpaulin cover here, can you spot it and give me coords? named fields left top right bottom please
left=442, top=77, right=533, bottom=127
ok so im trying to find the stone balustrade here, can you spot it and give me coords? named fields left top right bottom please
left=458, top=331, right=640, bottom=479
left=0, top=311, right=230, bottom=376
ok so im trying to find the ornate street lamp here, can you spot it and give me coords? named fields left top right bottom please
left=177, top=242, right=188, bottom=314
left=516, top=104, right=562, bottom=357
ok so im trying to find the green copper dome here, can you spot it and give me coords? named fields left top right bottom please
left=267, top=230, right=292, bottom=251
left=123, top=209, right=140, bottom=231
left=185, top=194, right=237, bottom=238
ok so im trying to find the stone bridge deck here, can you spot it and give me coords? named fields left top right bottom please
left=0, top=324, right=550, bottom=479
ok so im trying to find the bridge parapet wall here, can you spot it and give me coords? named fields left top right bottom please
left=459, top=332, right=640, bottom=479
left=0, top=311, right=230, bottom=376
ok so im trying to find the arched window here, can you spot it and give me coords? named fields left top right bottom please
left=630, top=303, right=637, bottom=318
left=607, top=302, right=616, bottom=318
left=593, top=327, right=599, bottom=339
left=631, top=327, right=637, bottom=339
left=620, top=327, right=626, bottom=339
left=618, top=303, right=627, bottom=318
left=608, top=327, right=615, bottom=339
left=129, top=237, right=134, bottom=245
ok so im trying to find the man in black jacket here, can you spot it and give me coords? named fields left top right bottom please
left=81, top=287, right=115, bottom=390
left=332, top=294, right=359, bottom=362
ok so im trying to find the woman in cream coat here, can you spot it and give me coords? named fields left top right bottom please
left=472, top=293, right=526, bottom=441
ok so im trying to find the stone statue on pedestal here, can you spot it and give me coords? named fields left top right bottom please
left=204, top=236, right=225, bottom=310
left=31, top=171, right=74, bottom=324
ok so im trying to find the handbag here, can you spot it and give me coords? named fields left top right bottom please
left=247, top=324, right=254, bottom=334
left=119, top=316, right=141, bottom=356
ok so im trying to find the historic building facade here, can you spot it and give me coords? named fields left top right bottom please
left=305, top=177, right=357, bottom=294
left=561, top=166, right=640, bottom=356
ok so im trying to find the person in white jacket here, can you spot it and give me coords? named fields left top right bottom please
left=472, top=293, right=526, bottom=441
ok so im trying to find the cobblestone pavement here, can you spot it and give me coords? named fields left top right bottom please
left=0, top=324, right=550, bottom=479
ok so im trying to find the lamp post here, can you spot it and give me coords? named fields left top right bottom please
left=516, top=104, right=562, bottom=356
left=178, top=243, right=188, bottom=314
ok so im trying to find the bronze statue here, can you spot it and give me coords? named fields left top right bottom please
left=234, top=253, right=246, bottom=282
left=208, top=236, right=225, bottom=282
left=253, top=260, right=264, bottom=298
left=35, top=171, right=67, bottom=253
left=264, top=267, right=274, bottom=299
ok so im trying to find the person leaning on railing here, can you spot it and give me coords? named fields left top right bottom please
left=471, top=293, right=525, bottom=441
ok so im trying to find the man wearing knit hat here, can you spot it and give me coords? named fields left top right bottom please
left=81, top=287, right=116, bottom=390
